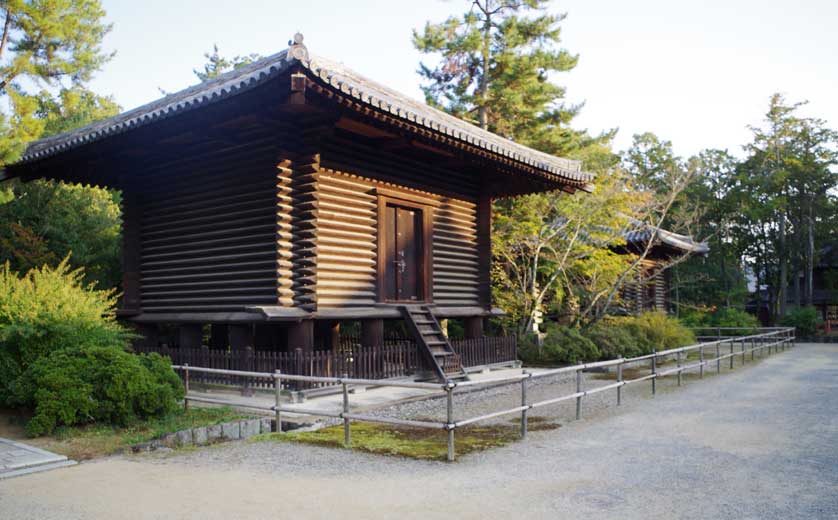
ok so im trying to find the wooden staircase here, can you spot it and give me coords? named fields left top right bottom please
left=401, top=305, right=469, bottom=382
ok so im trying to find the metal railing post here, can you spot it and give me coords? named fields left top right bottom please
left=677, top=350, right=682, bottom=387
left=575, top=369, right=583, bottom=419
left=184, top=363, right=190, bottom=412
left=741, top=340, right=746, bottom=365
left=651, top=352, right=657, bottom=396
left=617, top=362, right=623, bottom=406
left=342, top=374, right=350, bottom=447
left=274, top=370, right=282, bottom=434
left=729, top=341, right=735, bottom=370
left=751, top=339, right=755, bottom=361
left=716, top=344, right=721, bottom=374
left=446, top=384, right=455, bottom=462
left=520, top=370, right=529, bottom=438
left=699, top=346, right=705, bottom=379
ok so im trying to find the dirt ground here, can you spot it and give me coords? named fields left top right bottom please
left=0, top=343, right=836, bottom=520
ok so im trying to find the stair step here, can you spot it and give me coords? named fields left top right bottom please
left=415, top=320, right=435, bottom=325
left=426, top=340, right=447, bottom=346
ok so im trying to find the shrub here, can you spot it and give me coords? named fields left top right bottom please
left=13, top=346, right=184, bottom=436
left=0, top=259, right=133, bottom=403
left=630, top=312, right=695, bottom=351
left=681, top=307, right=759, bottom=335
left=584, top=312, right=695, bottom=358
left=781, top=306, right=821, bottom=337
left=519, top=323, right=600, bottom=365
left=583, top=318, right=647, bottom=359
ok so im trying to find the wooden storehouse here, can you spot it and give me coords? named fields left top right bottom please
left=2, top=34, right=593, bottom=381
left=616, top=225, right=708, bottom=314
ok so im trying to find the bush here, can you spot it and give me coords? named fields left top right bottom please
left=630, top=312, right=695, bottom=351
left=13, top=346, right=184, bottom=436
left=519, top=323, right=600, bottom=365
left=680, top=307, right=759, bottom=335
left=0, top=259, right=133, bottom=402
left=582, top=312, right=695, bottom=358
left=0, top=259, right=182, bottom=436
left=582, top=318, right=647, bottom=359
left=781, top=306, right=821, bottom=337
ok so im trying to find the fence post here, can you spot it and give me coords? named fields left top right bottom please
left=716, top=344, right=721, bottom=374
left=295, top=348, right=304, bottom=391
left=520, top=370, right=529, bottom=438
left=274, top=370, right=282, bottom=434
left=751, top=338, right=755, bottom=361
left=651, top=353, right=657, bottom=396
left=677, top=350, right=682, bottom=387
left=240, top=346, right=254, bottom=396
left=446, top=384, right=455, bottom=462
left=741, top=339, right=746, bottom=365
left=699, top=346, right=705, bottom=379
left=342, top=373, right=350, bottom=447
left=716, top=327, right=721, bottom=340
left=617, top=362, right=623, bottom=406
left=184, top=363, right=190, bottom=412
left=200, top=345, right=209, bottom=385
left=576, top=369, right=583, bottom=419
left=729, top=341, right=734, bottom=370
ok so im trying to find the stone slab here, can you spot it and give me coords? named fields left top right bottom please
left=0, top=438, right=75, bottom=479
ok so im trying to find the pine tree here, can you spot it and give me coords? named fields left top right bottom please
left=0, top=0, right=113, bottom=165
left=413, top=0, right=607, bottom=156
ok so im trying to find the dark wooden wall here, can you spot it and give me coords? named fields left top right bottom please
left=135, top=143, right=279, bottom=313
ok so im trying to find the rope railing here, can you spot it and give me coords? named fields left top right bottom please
left=172, top=327, right=795, bottom=462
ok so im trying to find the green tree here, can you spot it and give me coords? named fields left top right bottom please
left=194, top=44, right=261, bottom=82
left=0, top=179, right=122, bottom=288
left=0, top=0, right=113, bottom=166
left=412, top=0, right=609, bottom=156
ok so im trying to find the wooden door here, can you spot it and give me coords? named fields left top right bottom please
left=384, top=204, right=422, bottom=301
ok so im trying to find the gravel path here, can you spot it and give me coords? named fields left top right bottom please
left=1, top=343, right=836, bottom=520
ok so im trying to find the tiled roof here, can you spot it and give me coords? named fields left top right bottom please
left=624, top=225, right=709, bottom=255
left=13, top=36, right=592, bottom=186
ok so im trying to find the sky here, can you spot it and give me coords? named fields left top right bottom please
left=90, top=0, right=838, bottom=159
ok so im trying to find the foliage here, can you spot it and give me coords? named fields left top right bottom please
left=681, top=308, right=759, bottom=330
left=518, top=322, right=600, bottom=365
left=780, top=306, right=821, bottom=337
left=0, top=0, right=113, bottom=166
left=0, top=180, right=122, bottom=288
left=601, top=312, right=695, bottom=355
left=194, top=44, right=262, bottom=81
left=582, top=318, right=646, bottom=359
left=492, top=167, right=637, bottom=334
left=14, top=347, right=183, bottom=436
left=0, top=259, right=132, bottom=403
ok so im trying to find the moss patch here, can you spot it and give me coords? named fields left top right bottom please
left=254, top=422, right=522, bottom=461
left=507, top=416, right=562, bottom=431
left=20, top=407, right=250, bottom=461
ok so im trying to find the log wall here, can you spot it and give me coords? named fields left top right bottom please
left=137, top=143, right=278, bottom=312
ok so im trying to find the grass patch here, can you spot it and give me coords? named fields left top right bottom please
left=254, top=422, right=521, bottom=461
left=24, top=407, right=250, bottom=461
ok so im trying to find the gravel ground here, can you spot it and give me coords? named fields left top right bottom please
left=1, top=343, right=836, bottom=520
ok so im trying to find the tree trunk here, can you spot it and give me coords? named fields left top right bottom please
left=806, top=203, right=815, bottom=306
left=478, top=12, right=491, bottom=130
left=778, top=214, right=788, bottom=317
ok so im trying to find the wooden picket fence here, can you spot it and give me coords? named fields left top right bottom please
left=134, top=335, right=517, bottom=391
